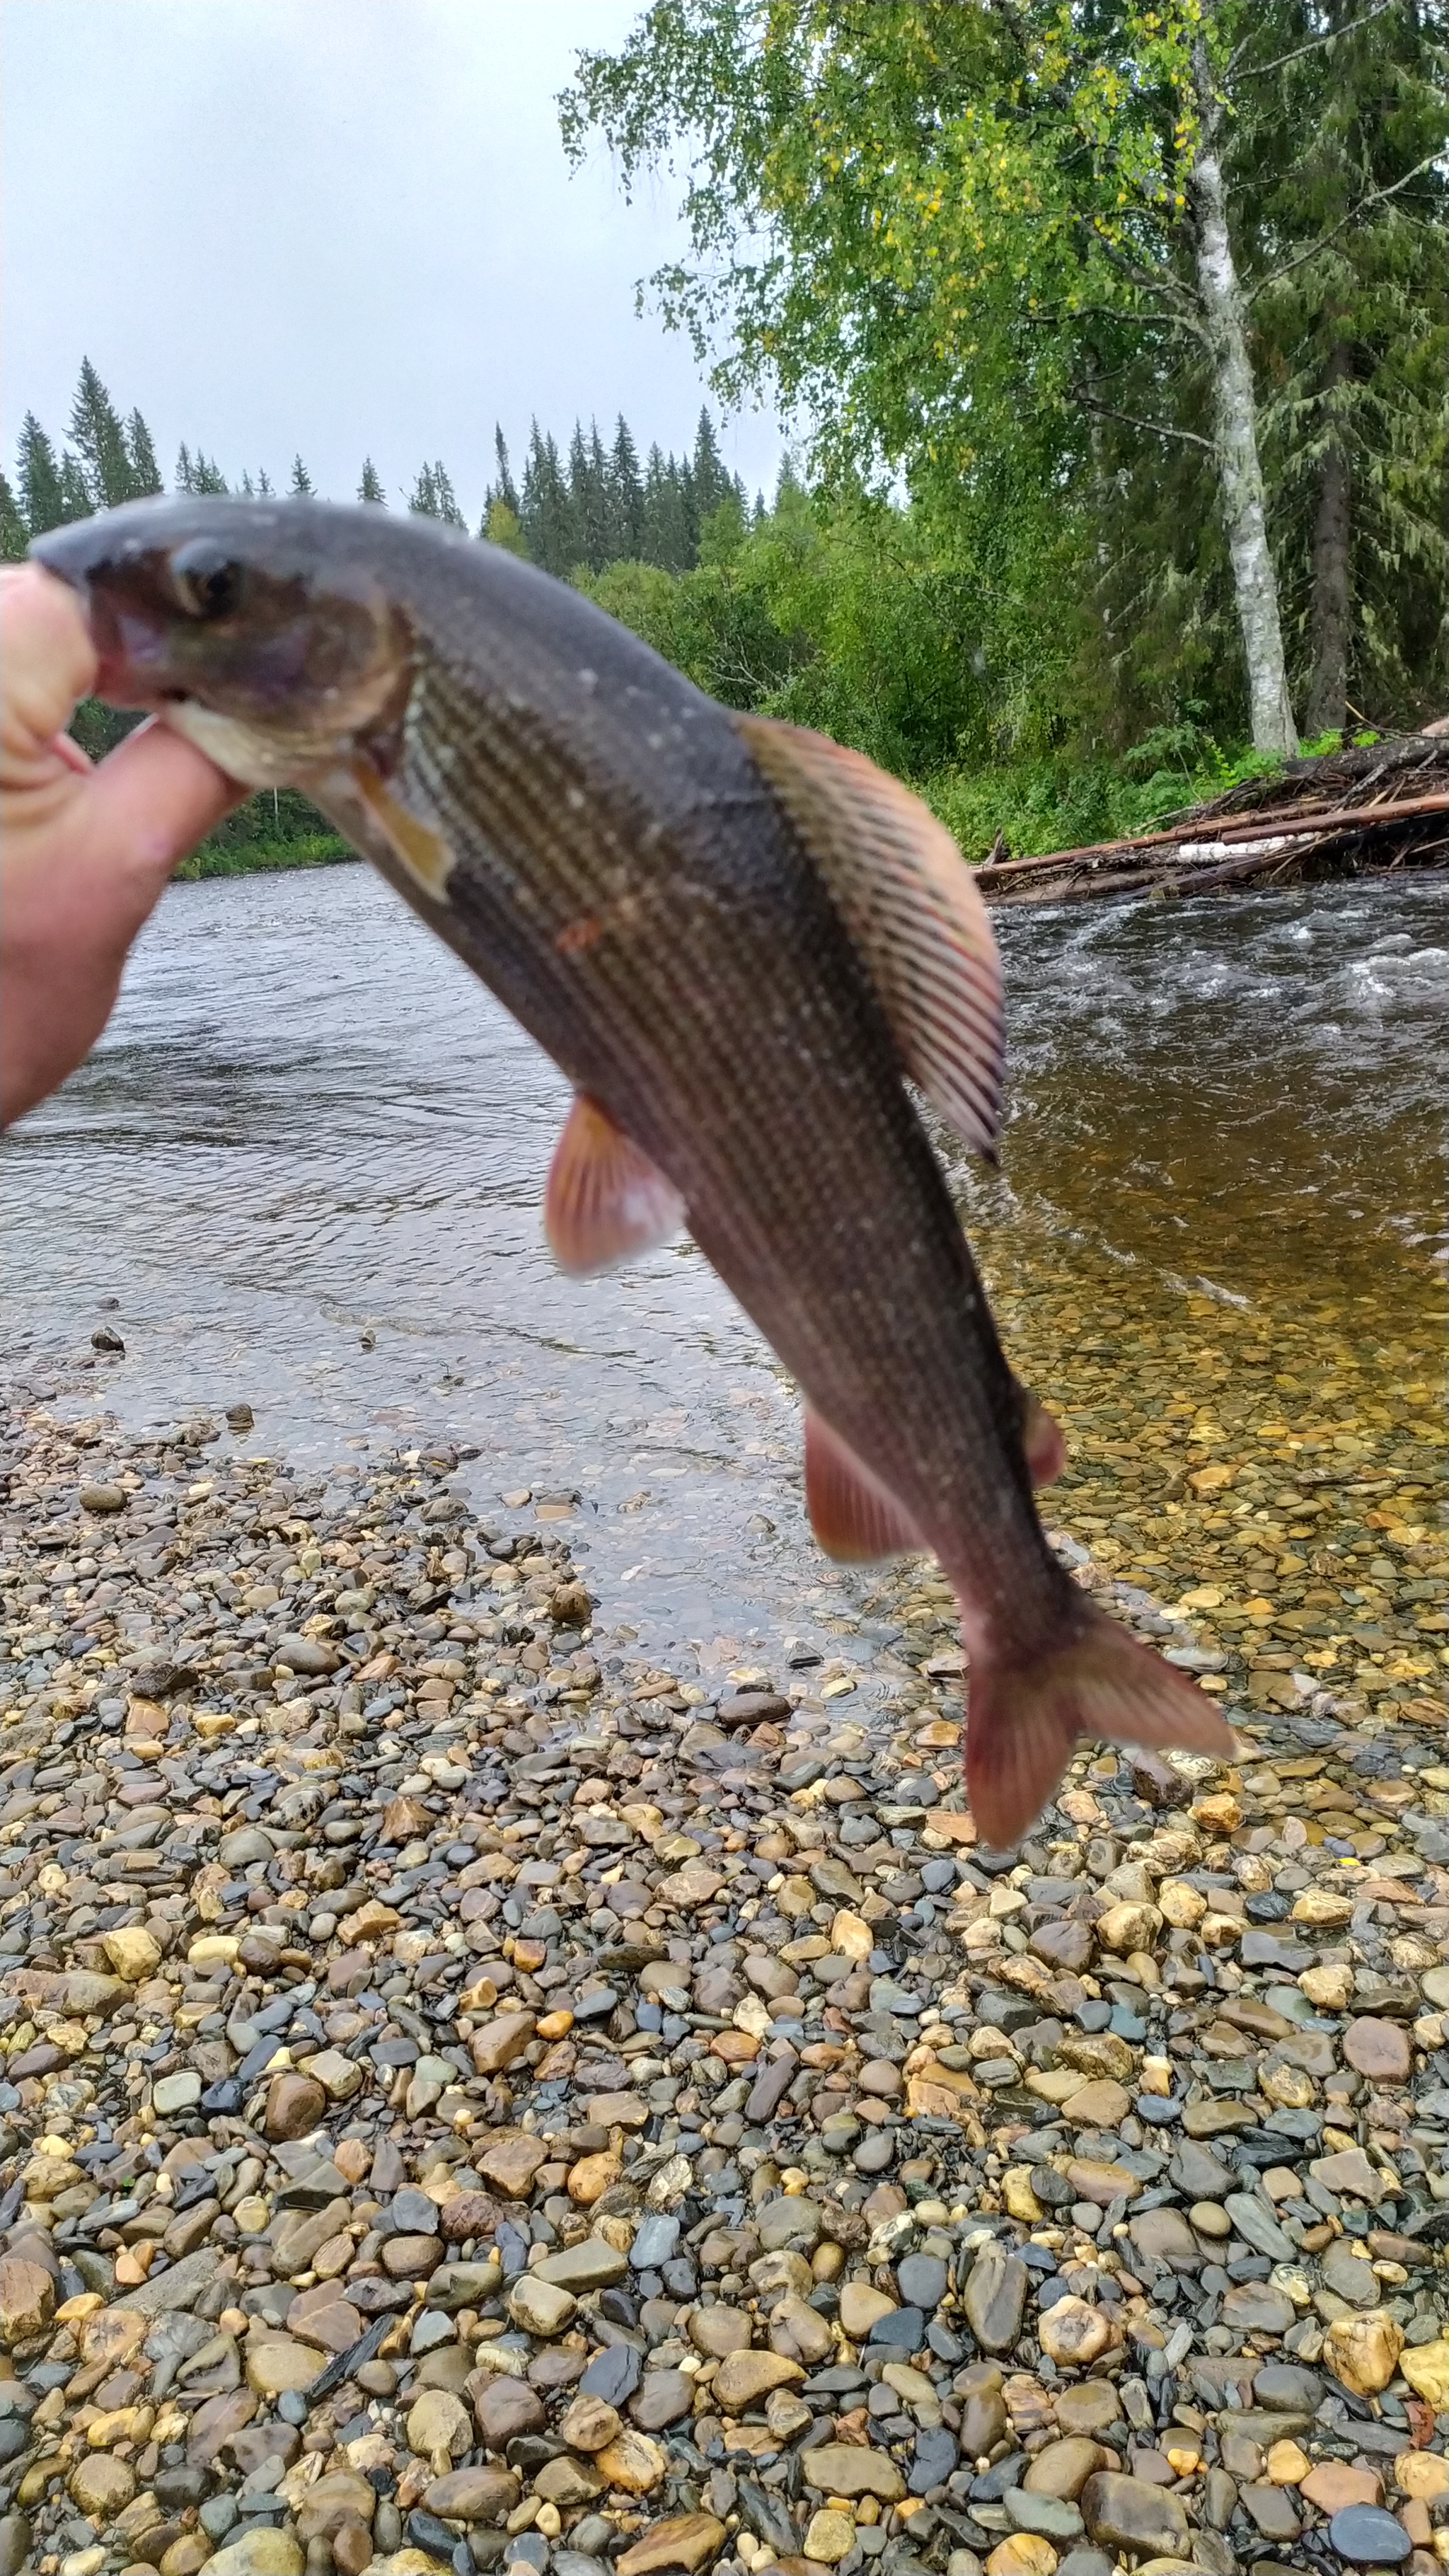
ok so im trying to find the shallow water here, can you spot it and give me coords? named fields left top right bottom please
left=4, top=865, right=1445, bottom=1684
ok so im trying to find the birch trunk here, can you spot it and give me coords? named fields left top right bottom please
left=1187, top=38, right=1298, bottom=756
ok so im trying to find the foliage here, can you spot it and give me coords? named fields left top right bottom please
left=561, top=0, right=1448, bottom=742
left=173, top=833, right=352, bottom=880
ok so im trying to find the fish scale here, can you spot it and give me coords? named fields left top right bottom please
left=33, top=494, right=1234, bottom=1844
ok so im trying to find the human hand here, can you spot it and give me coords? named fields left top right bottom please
left=1, top=561, right=240, bottom=1125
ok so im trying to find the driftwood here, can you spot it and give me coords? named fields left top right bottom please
left=977, top=727, right=1449, bottom=904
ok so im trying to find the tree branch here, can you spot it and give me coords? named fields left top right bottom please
left=1233, top=0, right=1399, bottom=81
left=1071, top=388, right=1217, bottom=451
left=1249, top=154, right=1443, bottom=299
left=1086, top=221, right=1206, bottom=329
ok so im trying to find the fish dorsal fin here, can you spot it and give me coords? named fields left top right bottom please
left=804, top=1408, right=925, bottom=1563
left=545, top=1093, right=686, bottom=1276
left=736, top=713, right=1005, bottom=1155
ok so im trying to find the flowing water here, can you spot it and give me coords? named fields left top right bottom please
left=4, top=865, right=1445, bottom=1694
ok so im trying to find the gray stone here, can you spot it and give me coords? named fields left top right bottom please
left=1223, top=2190, right=1295, bottom=2261
left=962, top=2243, right=1027, bottom=2353
left=1004, top=2490, right=1085, bottom=2542
left=630, top=2369, right=693, bottom=2432
left=115, top=2246, right=224, bottom=2319
left=1170, top=2142, right=1232, bottom=2200
left=757, top=2196, right=821, bottom=2252
left=630, top=2215, right=681, bottom=2271
left=218, top=1826, right=276, bottom=1869
left=1253, top=2362, right=1324, bottom=2411
left=1327, top=2503, right=1412, bottom=2565
left=1080, top=2471, right=1189, bottom=2560
left=1322, top=2239, right=1378, bottom=2305
left=896, top=2252, right=948, bottom=2309
left=535, top=2239, right=629, bottom=2294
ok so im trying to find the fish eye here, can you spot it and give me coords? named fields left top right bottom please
left=170, top=542, right=245, bottom=620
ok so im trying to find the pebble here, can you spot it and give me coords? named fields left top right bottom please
left=0, top=1385, right=1440, bottom=2576
left=1327, top=2501, right=1413, bottom=2566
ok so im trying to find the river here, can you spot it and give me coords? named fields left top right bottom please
left=4, top=864, right=1445, bottom=1699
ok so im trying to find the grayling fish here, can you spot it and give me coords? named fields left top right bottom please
left=33, top=499, right=1230, bottom=1843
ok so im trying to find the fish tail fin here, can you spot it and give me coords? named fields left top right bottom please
left=962, top=1600, right=1235, bottom=1851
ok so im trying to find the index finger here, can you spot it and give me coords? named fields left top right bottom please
left=0, top=562, right=100, bottom=767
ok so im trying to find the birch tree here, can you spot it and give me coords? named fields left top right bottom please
left=562, top=0, right=1445, bottom=751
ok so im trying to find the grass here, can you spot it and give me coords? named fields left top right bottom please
left=923, top=729, right=1352, bottom=866
left=173, top=833, right=354, bottom=881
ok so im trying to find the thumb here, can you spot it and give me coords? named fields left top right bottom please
left=76, top=715, right=244, bottom=905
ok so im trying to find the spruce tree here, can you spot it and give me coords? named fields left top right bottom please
left=17, top=414, right=67, bottom=532
left=0, top=472, right=28, bottom=560
left=192, top=454, right=229, bottom=495
left=641, top=444, right=691, bottom=571
left=491, top=427, right=520, bottom=516
left=568, top=420, right=612, bottom=570
left=175, top=444, right=195, bottom=495
left=59, top=454, right=92, bottom=521
left=430, top=463, right=466, bottom=528
left=690, top=408, right=733, bottom=521
left=289, top=455, right=315, bottom=497
left=125, top=409, right=163, bottom=497
left=519, top=422, right=576, bottom=575
left=359, top=458, right=386, bottom=504
left=70, top=359, right=134, bottom=507
left=611, top=415, right=645, bottom=558
left=257, top=468, right=275, bottom=497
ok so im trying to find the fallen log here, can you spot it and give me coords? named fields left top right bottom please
left=974, top=789, right=1449, bottom=889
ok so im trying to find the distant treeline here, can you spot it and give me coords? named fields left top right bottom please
left=1, top=357, right=754, bottom=579
left=2, top=362, right=761, bottom=871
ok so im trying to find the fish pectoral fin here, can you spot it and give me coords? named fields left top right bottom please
left=310, top=755, right=455, bottom=903
left=735, top=712, right=1005, bottom=1157
left=804, top=1409, right=925, bottom=1562
left=545, top=1094, right=686, bottom=1277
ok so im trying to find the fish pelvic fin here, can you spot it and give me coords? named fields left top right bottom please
left=1019, top=1384, right=1066, bottom=1488
left=544, top=1093, right=686, bottom=1276
left=734, top=712, right=1005, bottom=1157
left=804, top=1409, right=924, bottom=1562
left=962, top=1602, right=1235, bottom=1852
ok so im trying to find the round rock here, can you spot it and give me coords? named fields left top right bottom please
left=1327, top=2502, right=1412, bottom=2567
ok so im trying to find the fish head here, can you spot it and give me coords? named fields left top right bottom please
left=31, top=496, right=412, bottom=787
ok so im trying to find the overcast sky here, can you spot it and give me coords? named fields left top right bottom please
left=1, top=0, right=782, bottom=520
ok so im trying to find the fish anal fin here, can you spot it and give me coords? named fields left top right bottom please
left=545, top=1094, right=686, bottom=1277
left=962, top=1602, right=1235, bottom=1851
left=804, top=1409, right=924, bottom=1562
left=736, top=712, right=1005, bottom=1157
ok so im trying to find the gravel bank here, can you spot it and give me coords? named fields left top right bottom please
left=0, top=1367, right=1445, bottom=2576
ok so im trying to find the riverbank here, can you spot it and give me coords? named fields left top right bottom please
left=174, top=838, right=353, bottom=883
left=0, top=1347, right=1445, bottom=2576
